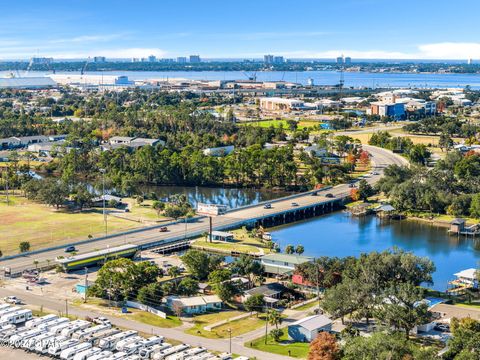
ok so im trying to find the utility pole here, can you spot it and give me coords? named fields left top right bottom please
left=100, top=168, right=107, bottom=236
left=65, top=299, right=68, bottom=317
left=209, top=216, right=213, bottom=242
left=228, top=328, right=232, bottom=354
left=83, top=267, right=88, bottom=303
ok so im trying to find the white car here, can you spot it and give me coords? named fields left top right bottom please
left=4, top=296, right=21, bottom=304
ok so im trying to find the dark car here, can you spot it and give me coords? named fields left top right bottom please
left=264, top=203, right=272, bottom=209
left=311, top=191, right=318, bottom=196
left=65, top=246, right=76, bottom=253
left=159, top=226, right=168, bottom=232
left=325, top=193, right=335, bottom=198
left=348, top=183, right=356, bottom=188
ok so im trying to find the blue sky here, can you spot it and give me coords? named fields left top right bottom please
left=2, top=0, right=480, bottom=60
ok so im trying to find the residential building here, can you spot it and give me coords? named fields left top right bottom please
left=148, top=55, right=157, bottom=62
left=93, top=56, right=106, bottom=63
left=336, top=56, right=343, bottom=64
left=166, top=295, right=222, bottom=315
left=189, top=55, right=201, bottom=63
left=344, top=56, right=352, bottom=64
left=273, top=56, right=284, bottom=64
left=177, top=57, right=187, bottom=63
left=288, top=315, right=333, bottom=342
left=210, top=231, right=234, bottom=242
left=31, top=57, right=53, bottom=65
left=243, top=282, right=290, bottom=307
left=260, top=253, right=313, bottom=276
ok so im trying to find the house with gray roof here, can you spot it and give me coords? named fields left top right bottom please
left=288, top=314, right=333, bottom=342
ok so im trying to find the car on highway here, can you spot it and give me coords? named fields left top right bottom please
left=311, top=191, right=318, bottom=196
left=4, top=296, right=22, bottom=304
left=371, top=171, right=379, bottom=175
left=291, top=202, right=299, bottom=207
left=264, top=203, right=272, bottom=209
left=348, top=183, right=356, bottom=188
left=325, top=193, right=335, bottom=198
left=159, top=227, right=168, bottom=232
left=65, top=246, right=76, bottom=253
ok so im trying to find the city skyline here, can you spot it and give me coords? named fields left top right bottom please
left=2, top=0, right=480, bottom=61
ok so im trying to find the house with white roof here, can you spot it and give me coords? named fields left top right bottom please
left=288, top=314, right=333, bottom=342
left=166, top=295, right=222, bottom=315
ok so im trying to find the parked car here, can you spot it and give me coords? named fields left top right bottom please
left=371, top=171, right=379, bottom=175
left=348, top=183, right=356, bottom=188
left=65, top=246, right=76, bottom=253
left=325, top=193, right=335, bottom=198
left=435, top=324, right=450, bottom=332
left=291, top=202, right=299, bottom=207
left=264, top=203, right=272, bottom=209
left=93, top=317, right=111, bottom=326
left=159, top=227, right=168, bottom=232
left=311, top=191, right=318, bottom=196
left=4, top=296, right=21, bottom=304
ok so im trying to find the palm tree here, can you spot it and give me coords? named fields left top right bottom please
left=267, top=309, right=282, bottom=329
left=285, top=245, right=295, bottom=254
left=295, top=245, right=304, bottom=255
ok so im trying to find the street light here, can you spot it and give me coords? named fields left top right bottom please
left=227, top=328, right=232, bottom=354
left=99, top=168, right=107, bottom=236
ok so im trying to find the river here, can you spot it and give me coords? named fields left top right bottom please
left=270, top=212, right=480, bottom=291
left=4, top=70, right=480, bottom=89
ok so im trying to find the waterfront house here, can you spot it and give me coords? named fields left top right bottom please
left=288, top=315, right=333, bottom=342
left=449, top=218, right=466, bottom=234
left=166, top=295, right=223, bottom=315
left=259, top=253, right=313, bottom=276
left=242, top=282, right=295, bottom=307
left=211, top=231, right=234, bottom=242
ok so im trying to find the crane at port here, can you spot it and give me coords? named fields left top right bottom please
left=80, top=57, right=91, bottom=76
left=243, top=71, right=257, bottom=81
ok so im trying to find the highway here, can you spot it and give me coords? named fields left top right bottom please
left=0, top=145, right=407, bottom=273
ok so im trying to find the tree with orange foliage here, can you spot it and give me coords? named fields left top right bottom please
left=307, top=332, right=340, bottom=360
left=359, top=150, right=370, bottom=167
left=346, top=153, right=356, bottom=166
left=350, top=188, right=359, bottom=201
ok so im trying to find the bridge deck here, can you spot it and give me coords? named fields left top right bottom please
left=0, top=145, right=407, bottom=273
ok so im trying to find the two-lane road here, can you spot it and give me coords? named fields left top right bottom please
left=0, top=145, right=407, bottom=273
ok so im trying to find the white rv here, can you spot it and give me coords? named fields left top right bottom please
left=60, top=342, right=92, bottom=360
left=61, top=320, right=91, bottom=337
left=38, top=317, right=69, bottom=331
left=25, top=314, right=58, bottom=328
left=9, top=328, right=44, bottom=347
left=85, top=350, right=113, bottom=360
left=86, top=328, right=120, bottom=345
left=116, top=335, right=143, bottom=352
left=152, top=344, right=189, bottom=360
left=24, top=332, right=55, bottom=351
left=36, top=335, right=67, bottom=354
left=73, top=324, right=111, bottom=340
left=139, top=343, right=172, bottom=359
left=50, top=321, right=73, bottom=335
left=124, top=336, right=163, bottom=355
left=73, top=346, right=102, bottom=360
left=99, top=330, right=137, bottom=350
left=48, top=338, right=80, bottom=356
left=104, top=352, right=128, bottom=359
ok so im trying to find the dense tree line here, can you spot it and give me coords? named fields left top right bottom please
left=403, top=116, right=480, bottom=138
left=377, top=151, right=480, bottom=217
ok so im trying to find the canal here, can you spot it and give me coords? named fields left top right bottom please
left=270, top=212, right=480, bottom=291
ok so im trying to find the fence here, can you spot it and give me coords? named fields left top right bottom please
left=125, top=300, right=167, bottom=319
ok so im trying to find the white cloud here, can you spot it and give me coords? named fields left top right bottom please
left=417, top=42, right=480, bottom=59
left=50, top=33, right=130, bottom=44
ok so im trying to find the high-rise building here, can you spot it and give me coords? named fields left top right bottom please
left=93, top=56, right=106, bottom=63
left=189, top=55, right=201, bottom=63
left=31, top=57, right=53, bottom=65
left=344, top=57, right=352, bottom=64
left=264, top=54, right=274, bottom=64
left=273, top=56, right=284, bottom=64
left=148, top=55, right=157, bottom=62
left=467, top=58, right=473, bottom=65
left=336, top=56, right=344, bottom=64
left=177, top=57, right=187, bottom=63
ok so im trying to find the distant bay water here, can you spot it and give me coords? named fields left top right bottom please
left=3, top=70, right=480, bottom=89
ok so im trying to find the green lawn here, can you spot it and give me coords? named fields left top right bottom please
left=293, top=300, right=319, bottom=312
left=246, top=332, right=310, bottom=358
left=186, top=312, right=267, bottom=339
left=0, top=194, right=142, bottom=255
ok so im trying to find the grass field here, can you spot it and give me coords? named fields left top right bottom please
left=186, top=312, right=267, bottom=339
left=191, top=227, right=272, bottom=256
left=246, top=332, right=309, bottom=358
left=0, top=194, right=143, bottom=255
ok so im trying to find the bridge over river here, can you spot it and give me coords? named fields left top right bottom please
left=0, top=145, right=406, bottom=274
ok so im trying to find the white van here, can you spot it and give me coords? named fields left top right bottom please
left=124, top=336, right=163, bottom=355
left=9, top=328, right=44, bottom=347
left=61, top=320, right=91, bottom=337
left=60, top=342, right=92, bottom=360
left=116, top=335, right=143, bottom=352
left=25, top=314, right=58, bottom=328
left=139, top=343, right=172, bottom=359
left=153, top=344, right=189, bottom=360
left=99, top=330, right=137, bottom=350
left=36, top=335, right=67, bottom=354
left=85, top=350, right=113, bottom=360
left=73, top=346, right=102, bottom=360
left=1, top=308, right=32, bottom=324
left=48, top=338, right=79, bottom=356
left=73, top=324, right=111, bottom=340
